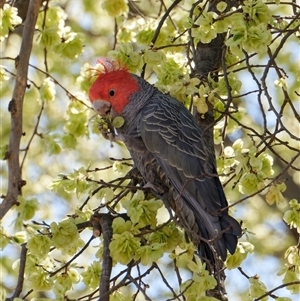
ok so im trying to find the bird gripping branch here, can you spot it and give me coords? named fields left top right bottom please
left=89, top=58, right=242, bottom=269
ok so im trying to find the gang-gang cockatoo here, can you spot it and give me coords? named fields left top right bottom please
left=89, top=58, right=241, bottom=267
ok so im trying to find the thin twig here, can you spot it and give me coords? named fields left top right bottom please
left=6, top=243, right=27, bottom=301
left=141, top=0, right=182, bottom=77
left=20, top=101, right=45, bottom=170
left=49, top=235, right=94, bottom=277
left=254, top=281, right=300, bottom=301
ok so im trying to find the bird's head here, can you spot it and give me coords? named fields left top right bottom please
left=89, top=58, right=140, bottom=117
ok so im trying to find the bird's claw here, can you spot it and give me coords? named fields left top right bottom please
left=143, top=181, right=165, bottom=195
left=102, top=130, right=116, bottom=142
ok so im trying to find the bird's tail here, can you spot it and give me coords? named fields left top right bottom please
left=220, top=214, right=241, bottom=254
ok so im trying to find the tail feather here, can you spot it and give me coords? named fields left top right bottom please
left=220, top=214, right=242, bottom=254
left=197, top=216, right=240, bottom=263
left=172, top=189, right=241, bottom=262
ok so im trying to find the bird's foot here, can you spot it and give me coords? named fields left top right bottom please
left=98, top=120, right=117, bottom=143
left=143, top=181, right=165, bottom=195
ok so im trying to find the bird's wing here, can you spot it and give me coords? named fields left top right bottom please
left=138, top=94, right=240, bottom=259
left=139, top=94, right=225, bottom=212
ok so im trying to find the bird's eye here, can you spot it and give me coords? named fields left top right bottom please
left=109, top=89, right=115, bottom=97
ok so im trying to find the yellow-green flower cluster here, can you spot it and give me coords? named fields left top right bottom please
left=180, top=257, right=218, bottom=300
left=109, top=227, right=140, bottom=265
left=14, top=196, right=39, bottom=230
left=108, top=43, right=143, bottom=72
left=27, top=235, right=51, bottom=259
left=50, top=219, right=84, bottom=255
left=217, top=139, right=275, bottom=196
left=36, top=6, right=84, bottom=59
left=122, top=190, right=163, bottom=229
left=40, top=77, right=56, bottom=102
left=109, top=191, right=181, bottom=267
left=0, top=4, right=22, bottom=41
left=25, top=255, right=54, bottom=291
left=102, top=0, right=128, bottom=17
left=226, top=0, right=272, bottom=54
left=283, top=199, right=300, bottom=233
left=53, top=269, right=80, bottom=298
left=249, top=277, right=268, bottom=301
left=82, top=260, right=102, bottom=289
left=226, top=242, right=254, bottom=269
left=0, top=65, right=10, bottom=82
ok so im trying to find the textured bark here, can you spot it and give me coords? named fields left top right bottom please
left=193, top=0, right=240, bottom=77
left=99, top=214, right=113, bottom=301
left=91, top=213, right=113, bottom=301
left=0, top=0, right=43, bottom=220
left=192, top=1, right=240, bottom=299
left=5, top=244, right=27, bottom=301
left=193, top=0, right=240, bottom=155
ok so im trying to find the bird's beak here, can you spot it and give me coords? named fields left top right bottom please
left=92, top=100, right=112, bottom=117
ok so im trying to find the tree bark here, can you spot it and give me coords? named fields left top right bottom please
left=91, top=213, right=114, bottom=301
left=192, top=1, right=240, bottom=299
left=0, top=0, right=43, bottom=220
left=193, top=0, right=240, bottom=153
left=0, top=0, right=5, bottom=9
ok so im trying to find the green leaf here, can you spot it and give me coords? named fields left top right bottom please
left=283, top=270, right=300, bottom=294
left=249, top=277, right=267, bottom=300
left=109, top=232, right=140, bottom=265
left=0, top=4, right=22, bottom=41
left=112, top=116, right=125, bottom=128
left=0, top=144, right=8, bottom=160
left=40, top=77, right=56, bottom=102
left=37, top=27, right=61, bottom=48
left=82, top=261, right=102, bottom=289
left=16, top=196, right=39, bottom=221
left=50, top=219, right=84, bottom=255
left=27, top=235, right=51, bottom=259
left=226, top=242, right=254, bottom=269
left=102, top=0, right=128, bottom=17
left=42, top=134, right=62, bottom=155
left=283, top=199, right=300, bottom=232
left=217, top=2, right=227, bottom=13
left=134, top=243, right=165, bottom=265
left=61, top=133, right=77, bottom=149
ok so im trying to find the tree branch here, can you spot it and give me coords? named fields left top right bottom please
left=256, top=281, right=300, bottom=301
left=49, top=235, right=94, bottom=277
left=0, top=0, right=43, bottom=220
left=191, top=1, right=240, bottom=300
left=141, top=0, right=182, bottom=77
left=192, top=0, right=240, bottom=156
left=91, top=213, right=114, bottom=301
left=99, top=214, right=113, bottom=301
left=6, top=243, right=27, bottom=301
left=0, top=0, right=5, bottom=9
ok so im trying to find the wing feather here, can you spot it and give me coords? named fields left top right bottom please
left=139, top=95, right=223, bottom=210
left=138, top=94, right=238, bottom=260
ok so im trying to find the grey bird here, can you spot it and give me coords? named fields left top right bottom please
left=89, top=58, right=242, bottom=267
